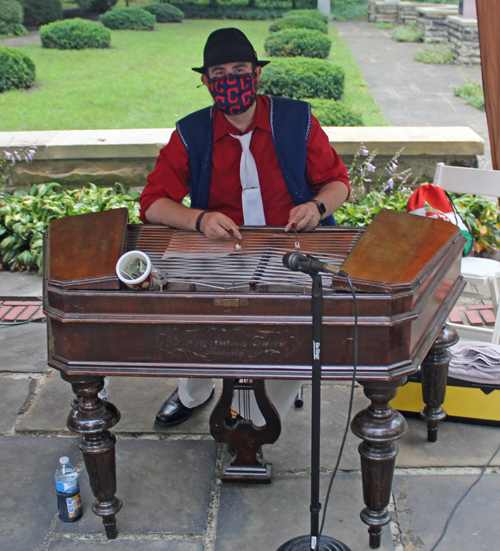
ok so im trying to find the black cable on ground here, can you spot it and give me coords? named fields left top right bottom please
left=429, top=438, right=500, bottom=551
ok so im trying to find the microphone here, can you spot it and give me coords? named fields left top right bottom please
left=282, top=252, right=346, bottom=277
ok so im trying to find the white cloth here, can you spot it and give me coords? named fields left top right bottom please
left=178, top=377, right=304, bottom=427
left=230, top=130, right=266, bottom=226
left=449, top=341, right=500, bottom=385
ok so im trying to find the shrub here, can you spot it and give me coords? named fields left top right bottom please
left=309, top=99, right=364, bottom=126
left=282, top=9, right=328, bottom=24
left=269, top=13, right=328, bottom=34
left=74, top=0, right=118, bottom=14
left=20, top=0, right=62, bottom=27
left=168, top=2, right=286, bottom=20
left=414, top=44, right=453, bottom=64
left=101, top=7, right=155, bottom=30
left=0, top=46, right=35, bottom=92
left=264, top=28, right=331, bottom=58
left=0, top=0, right=23, bottom=36
left=143, top=3, right=183, bottom=23
left=331, top=0, right=368, bottom=21
left=40, top=18, right=110, bottom=49
left=454, top=78, right=485, bottom=111
left=392, top=23, right=422, bottom=42
left=259, top=58, right=345, bottom=100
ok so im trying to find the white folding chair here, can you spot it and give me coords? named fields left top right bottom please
left=433, top=163, right=500, bottom=343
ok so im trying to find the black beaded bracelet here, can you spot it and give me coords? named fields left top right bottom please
left=195, top=210, right=211, bottom=233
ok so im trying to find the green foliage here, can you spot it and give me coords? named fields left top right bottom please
left=20, top=0, right=62, bottom=27
left=40, top=18, right=111, bottom=49
left=331, top=0, right=367, bottom=20
left=101, top=7, right=155, bottom=30
left=264, top=28, right=331, bottom=58
left=392, top=23, right=422, bottom=42
left=259, top=57, right=344, bottom=100
left=0, top=0, right=23, bottom=36
left=143, top=3, right=183, bottom=22
left=454, top=78, right=485, bottom=111
left=168, top=2, right=286, bottom=20
left=309, top=98, right=363, bottom=126
left=282, top=9, right=328, bottom=23
left=0, top=46, right=35, bottom=92
left=0, top=183, right=141, bottom=273
left=374, top=22, right=394, bottom=30
left=74, top=0, right=118, bottom=14
left=414, top=44, right=453, bottom=64
left=453, top=194, right=500, bottom=253
left=335, top=187, right=413, bottom=227
left=269, top=13, right=328, bottom=34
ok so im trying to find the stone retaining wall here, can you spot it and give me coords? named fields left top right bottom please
left=0, top=127, right=484, bottom=194
left=447, top=15, right=480, bottom=65
left=368, top=1, right=480, bottom=65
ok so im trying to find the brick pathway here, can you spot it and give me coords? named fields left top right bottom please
left=0, top=300, right=45, bottom=323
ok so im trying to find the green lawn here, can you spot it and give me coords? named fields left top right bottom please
left=0, top=20, right=387, bottom=131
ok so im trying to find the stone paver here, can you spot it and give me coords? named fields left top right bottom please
left=0, top=271, right=43, bottom=299
left=54, top=439, right=217, bottom=535
left=0, top=376, right=33, bottom=434
left=334, top=20, right=490, bottom=169
left=0, top=435, right=80, bottom=551
left=394, top=472, right=500, bottom=550
left=48, top=542, right=203, bottom=551
left=18, top=370, right=216, bottom=435
left=0, top=323, right=47, bottom=372
left=216, top=472, right=395, bottom=551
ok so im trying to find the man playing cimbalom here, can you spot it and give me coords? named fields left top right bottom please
left=139, top=27, right=350, bottom=428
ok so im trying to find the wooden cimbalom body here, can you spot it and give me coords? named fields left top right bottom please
left=44, top=208, right=465, bottom=548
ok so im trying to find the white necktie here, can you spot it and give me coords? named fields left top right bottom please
left=230, top=130, right=266, bottom=226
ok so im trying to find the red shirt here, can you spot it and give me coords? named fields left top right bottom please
left=140, top=95, right=350, bottom=225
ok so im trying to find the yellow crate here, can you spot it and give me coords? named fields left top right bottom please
left=391, top=381, right=500, bottom=423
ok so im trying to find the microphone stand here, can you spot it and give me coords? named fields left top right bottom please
left=277, top=271, right=351, bottom=551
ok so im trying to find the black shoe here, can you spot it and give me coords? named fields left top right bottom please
left=155, top=388, right=214, bottom=427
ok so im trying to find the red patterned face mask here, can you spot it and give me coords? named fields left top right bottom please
left=209, top=72, right=256, bottom=115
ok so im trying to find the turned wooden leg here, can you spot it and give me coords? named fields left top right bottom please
left=420, top=325, right=459, bottom=442
left=62, top=374, right=122, bottom=539
left=351, top=377, right=408, bottom=549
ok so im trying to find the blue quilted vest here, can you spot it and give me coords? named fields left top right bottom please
left=176, top=96, right=335, bottom=226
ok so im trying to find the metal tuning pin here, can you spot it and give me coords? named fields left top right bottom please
left=293, top=223, right=300, bottom=250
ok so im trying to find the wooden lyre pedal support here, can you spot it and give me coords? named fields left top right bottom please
left=209, top=378, right=281, bottom=483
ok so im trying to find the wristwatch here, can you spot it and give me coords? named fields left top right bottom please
left=311, top=199, right=326, bottom=219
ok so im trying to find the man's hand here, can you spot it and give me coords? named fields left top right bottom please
left=200, top=211, right=243, bottom=241
left=285, top=202, right=321, bottom=233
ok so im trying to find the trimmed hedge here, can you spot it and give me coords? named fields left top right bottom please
left=269, top=13, right=328, bottom=34
left=101, top=8, right=155, bottom=30
left=20, top=0, right=62, bottom=27
left=0, top=0, right=24, bottom=36
left=143, top=3, right=183, bottom=23
left=169, top=2, right=286, bottom=20
left=283, top=9, right=329, bottom=24
left=309, top=99, right=364, bottom=126
left=259, top=58, right=344, bottom=100
left=0, top=46, right=36, bottom=92
left=264, top=28, right=331, bottom=58
left=40, top=18, right=111, bottom=49
left=74, top=0, right=118, bottom=14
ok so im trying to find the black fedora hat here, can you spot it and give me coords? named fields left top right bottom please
left=192, top=28, right=270, bottom=74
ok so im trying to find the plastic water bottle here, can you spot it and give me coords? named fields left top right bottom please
left=98, top=377, right=111, bottom=401
left=55, top=456, right=82, bottom=522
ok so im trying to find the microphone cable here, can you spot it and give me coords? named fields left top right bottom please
left=428, top=437, right=500, bottom=551
left=315, top=271, right=358, bottom=550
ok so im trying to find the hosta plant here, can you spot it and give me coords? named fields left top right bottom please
left=0, top=183, right=141, bottom=273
